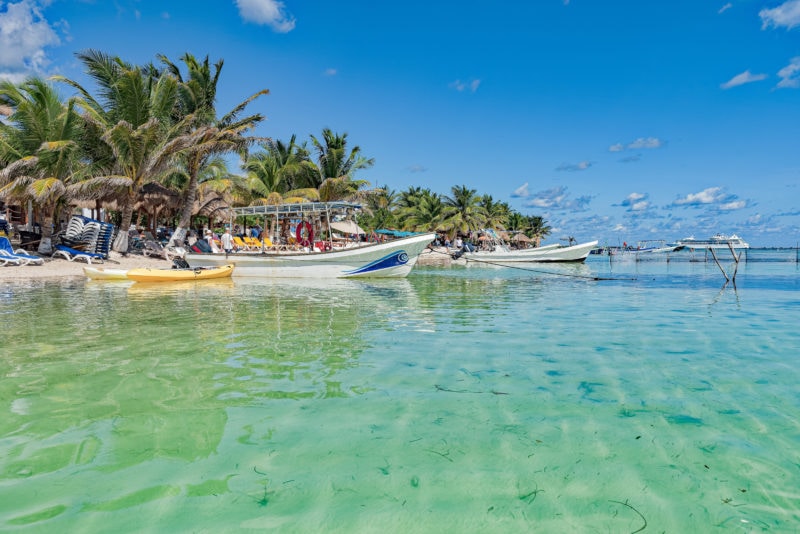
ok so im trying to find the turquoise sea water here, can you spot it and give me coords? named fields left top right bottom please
left=1, top=250, right=799, bottom=532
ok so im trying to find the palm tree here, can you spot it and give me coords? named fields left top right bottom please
left=309, top=128, right=375, bottom=202
left=358, top=185, right=396, bottom=231
left=394, top=187, right=444, bottom=232
left=441, top=185, right=487, bottom=238
left=55, top=50, right=190, bottom=252
left=478, top=195, right=510, bottom=231
left=526, top=215, right=551, bottom=246
left=506, top=211, right=527, bottom=234
left=157, top=53, right=268, bottom=246
left=242, top=135, right=318, bottom=205
left=0, top=77, right=84, bottom=253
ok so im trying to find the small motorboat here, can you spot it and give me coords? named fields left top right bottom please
left=125, top=264, right=234, bottom=282
left=83, top=266, right=130, bottom=280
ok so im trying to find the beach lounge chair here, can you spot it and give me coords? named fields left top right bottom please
left=0, top=252, right=21, bottom=266
left=52, top=244, right=105, bottom=264
left=233, top=236, right=250, bottom=250
left=0, top=236, right=44, bottom=266
left=143, top=239, right=166, bottom=259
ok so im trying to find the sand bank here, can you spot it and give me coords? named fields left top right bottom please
left=0, top=251, right=171, bottom=282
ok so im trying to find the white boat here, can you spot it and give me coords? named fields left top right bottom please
left=457, top=231, right=598, bottom=263
left=184, top=202, right=436, bottom=278
left=616, top=240, right=682, bottom=259
left=673, top=233, right=750, bottom=250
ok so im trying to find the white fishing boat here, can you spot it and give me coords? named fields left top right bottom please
left=615, top=240, right=682, bottom=259
left=673, top=233, right=749, bottom=250
left=184, top=202, right=436, bottom=278
left=456, top=230, right=597, bottom=263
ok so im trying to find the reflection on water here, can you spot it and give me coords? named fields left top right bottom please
left=1, top=261, right=800, bottom=531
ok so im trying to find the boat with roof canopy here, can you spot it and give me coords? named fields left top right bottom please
left=183, top=202, right=436, bottom=278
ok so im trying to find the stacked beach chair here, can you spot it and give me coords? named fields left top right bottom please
left=53, top=215, right=116, bottom=263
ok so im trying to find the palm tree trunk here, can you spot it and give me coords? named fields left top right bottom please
left=37, top=209, right=54, bottom=255
left=169, top=174, right=198, bottom=247
left=112, top=196, right=134, bottom=253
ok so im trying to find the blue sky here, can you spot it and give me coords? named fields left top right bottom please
left=2, top=0, right=799, bottom=246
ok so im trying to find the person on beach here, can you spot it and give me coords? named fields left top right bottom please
left=221, top=228, right=234, bottom=254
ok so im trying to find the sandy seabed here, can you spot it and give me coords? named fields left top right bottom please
left=0, top=251, right=170, bottom=282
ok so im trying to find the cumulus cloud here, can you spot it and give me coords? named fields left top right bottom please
left=670, top=186, right=750, bottom=212
left=618, top=192, right=652, bottom=212
left=609, top=137, right=664, bottom=152
left=720, top=70, right=768, bottom=89
left=556, top=160, right=592, bottom=172
left=235, top=0, right=296, bottom=32
left=671, top=187, right=727, bottom=207
left=760, top=0, right=800, bottom=29
left=523, top=186, right=592, bottom=211
left=777, top=57, right=800, bottom=88
left=449, top=79, right=481, bottom=92
left=628, top=137, right=663, bottom=149
left=0, top=0, right=60, bottom=81
left=718, top=200, right=747, bottom=211
left=511, top=182, right=529, bottom=198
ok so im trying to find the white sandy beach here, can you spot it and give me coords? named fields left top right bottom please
left=0, top=251, right=171, bottom=281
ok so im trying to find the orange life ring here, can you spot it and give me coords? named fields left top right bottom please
left=296, top=221, right=314, bottom=247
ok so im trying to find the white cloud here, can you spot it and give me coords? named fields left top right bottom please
left=449, top=78, right=481, bottom=93
left=511, top=182, right=529, bottom=198
left=777, top=56, right=800, bottom=88
left=718, top=3, right=732, bottom=14
left=524, top=186, right=592, bottom=211
left=720, top=70, right=768, bottom=89
left=627, top=137, right=663, bottom=149
left=669, top=186, right=749, bottom=211
left=235, top=0, right=296, bottom=32
left=760, top=0, right=800, bottom=29
left=618, top=192, right=652, bottom=212
left=556, top=160, right=592, bottom=172
left=0, top=0, right=60, bottom=81
left=323, top=68, right=337, bottom=76
left=611, top=137, right=664, bottom=152
left=718, top=200, right=747, bottom=211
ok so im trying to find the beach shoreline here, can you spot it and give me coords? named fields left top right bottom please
left=0, top=251, right=171, bottom=282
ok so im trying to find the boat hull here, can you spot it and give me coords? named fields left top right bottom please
left=126, top=264, right=234, bottom=282
left=83, top=267, right=130, bottom=280
left=462, top=240, right=598, bottom=263
left=184, top=233, right=436, bottom=278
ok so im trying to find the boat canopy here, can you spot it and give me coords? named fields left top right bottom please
left=231, top=201, right=362, bottom=217
left=375, top=229, right=417, bottom=237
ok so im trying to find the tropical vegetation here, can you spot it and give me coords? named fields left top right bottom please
left=0, top=49, right=552, bottom=251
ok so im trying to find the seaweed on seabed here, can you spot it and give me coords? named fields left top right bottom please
left=608, top=499, right=647, bottom=534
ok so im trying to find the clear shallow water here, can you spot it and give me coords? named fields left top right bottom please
left=1, top=253, right=799, bottom=532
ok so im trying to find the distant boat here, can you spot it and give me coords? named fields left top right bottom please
left=455, top=230, right=597, bottom=263
left=673, top=234, right=749, bottom=250
left=618, top=240, right=682, bottom=258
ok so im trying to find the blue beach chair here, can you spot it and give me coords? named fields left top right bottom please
left=0, top=236, right=44, bottom=266
left=53, top=244, right=105, bottom=264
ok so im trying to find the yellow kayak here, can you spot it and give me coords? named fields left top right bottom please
left=126, top=264, right=234, bottom=282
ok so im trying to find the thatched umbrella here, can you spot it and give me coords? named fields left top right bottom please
left=133, top=183, right=181, bottom=234
left=512, top=232, right=532, bottom=243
